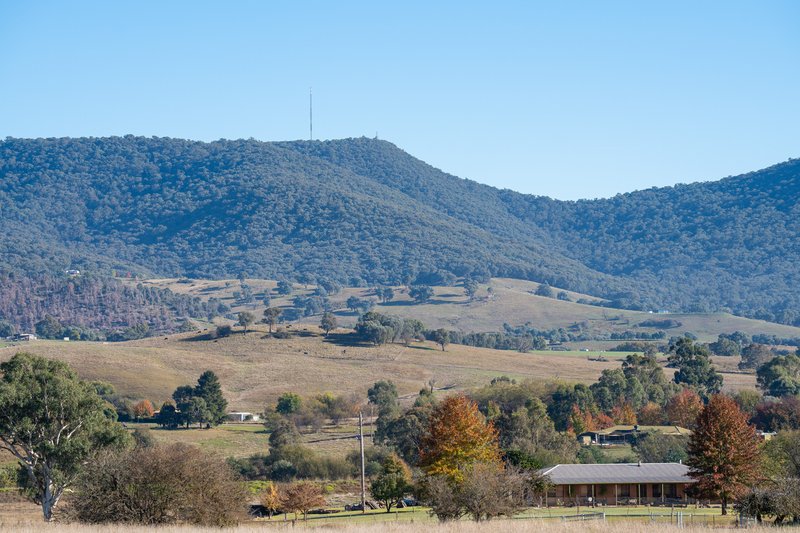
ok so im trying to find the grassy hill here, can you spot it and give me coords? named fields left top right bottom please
left=138, top=277, right=800, bottom=344
left=0, top=323, right=757, bottom=415
left=1, top=136, right=798, bottom=325
left=0, top=328, right=630, bottom=412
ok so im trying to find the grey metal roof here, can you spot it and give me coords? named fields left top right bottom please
left=540, top=463, right=692, bottom=485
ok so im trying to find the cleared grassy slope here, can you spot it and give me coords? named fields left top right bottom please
left=0, top=324, right=756, bottom=416
left=139, top=277, right=800, bottom=343
left=0, top=327, right=629, bottom=412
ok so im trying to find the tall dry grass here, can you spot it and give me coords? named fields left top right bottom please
left=1, top=520, right=739, bottom=533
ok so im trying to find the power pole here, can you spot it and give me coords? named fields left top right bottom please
left=359, top=411, right=366, bottom=513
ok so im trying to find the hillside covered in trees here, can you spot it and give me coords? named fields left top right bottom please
left=0, top=136, right=798, bottom=324
left=0, top=273, right=224, bottom=338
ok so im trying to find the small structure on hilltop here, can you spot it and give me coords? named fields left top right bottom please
left=577, top=425, right=691, bottom=446
left=539, top=462, right=696, bottom=507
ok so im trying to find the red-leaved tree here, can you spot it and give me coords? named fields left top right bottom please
left=686, top=394, right=761, bottom=515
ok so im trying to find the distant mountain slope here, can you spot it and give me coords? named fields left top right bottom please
left=0, top=136, right=797, bottom=324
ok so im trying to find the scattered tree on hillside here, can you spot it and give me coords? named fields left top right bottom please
left=262, top=307, right=282, bottom=333
left=320, top=312, right=337, bottom=336
left=237, top=311, right=255, bottom=333
left=463, top=279, right=479, bottom=300
left=376, top=287, right=395, bottom=303
left=535, top=282, right=554, bottom=298
left=276, top=281, right=293, bottom=296
left=687, top=395, right=761, bottom=515
left=710, top=338, right=739, bottom=357
left=346, top=296, right=362, bottom=313
left=409, top=285, right=434, bottom=303
left=739, top=344, right=775, bottom=370
left=433, top=328, right=449, bottom=351
left=0, top=353, right=130, bottom=521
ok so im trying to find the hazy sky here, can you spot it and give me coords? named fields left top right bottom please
left=1, top=1, right=798, bottom=200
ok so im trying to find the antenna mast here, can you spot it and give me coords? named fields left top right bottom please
left=309, top=87, right=313, bottom=141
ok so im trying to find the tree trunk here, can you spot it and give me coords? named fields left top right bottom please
left=721, top=495, right=728, bottom=515
left=41, top=480, right=62, bottom=522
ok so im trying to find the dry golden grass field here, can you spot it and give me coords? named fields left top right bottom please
left=0, top=324, right=758, bottom=466
left=139, top=277, right=800, bottom=343
left=0, top=328, right=638, bottom=412
left=0, top=502, right=742, bottom=533
left=0, top=323, right=758, bottom=414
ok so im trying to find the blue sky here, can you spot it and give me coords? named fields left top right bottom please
left=1, top=1, right=798, bottom=199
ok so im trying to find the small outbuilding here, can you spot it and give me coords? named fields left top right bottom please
left=8, top=333, right=37, bottom=341
left=226, top=412, right=260, bottom=422
left=539, top=462, right=695, bottom=506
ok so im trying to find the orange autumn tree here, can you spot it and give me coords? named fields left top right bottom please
left=666, top=388, right=703, bottom=428
left=132, top=399, right=155, bottom=421
left=686, top=395, right=761, bottom=515
left=638, top=402, right=665, bottom=425
left=568, top=405, right=613, bottom=434
left=611, top=402, right=637, bottom=425
left=419, top=395, right=502, bottom=482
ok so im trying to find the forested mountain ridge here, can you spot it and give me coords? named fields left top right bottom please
left=0, top=136, right=798, bottom=324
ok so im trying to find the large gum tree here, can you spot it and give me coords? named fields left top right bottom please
left=0, top=353, right=129, bottom=521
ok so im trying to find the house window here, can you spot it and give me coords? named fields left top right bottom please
left=620, top=484, right=631, bottom=498
left=598, top=485, right=608, bottom=496
left=652, top=484, right=662, bottom=498
left=665, top=484, right=678, bottom=499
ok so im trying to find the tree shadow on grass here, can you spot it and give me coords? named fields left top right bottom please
left=321, top=332, right=375, bottom=348
left=181, top=331, right=217, bottom=342
left=379, top=299, right=454, bottom=307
